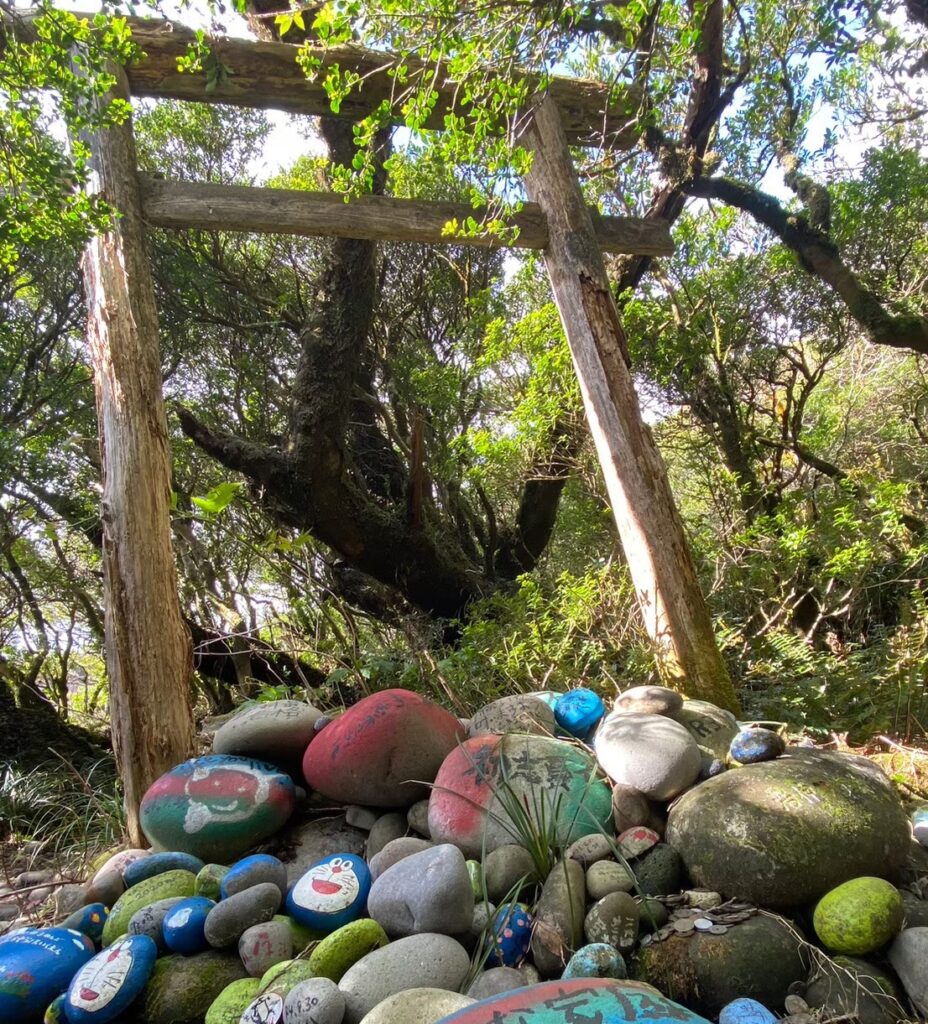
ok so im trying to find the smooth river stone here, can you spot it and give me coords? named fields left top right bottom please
left=594, top=712, right=701, bottom=801
left=468, top=694, right=556, bottom=738
left=666, top=749, right=911, bottom=908
left=669, top=700, right=739, bottom=759
left=0, top=927, right=94, bottom=1022
left=139, top=755, right=295, bottom=862
left=204, top=883, right=281, bottom=948
left=428, top=733, right=613, bottom=858
left=284, top=978, right=345, bottom=1024
left=123, top=852, right=204, bottom=888
left=303, top=689, right=465, bottom=808
left=359, top=987, right=475, bottom=1024
left=162, top=897, right=215, bottom=955
left=433, top=978, right=712, bottom=1024
left=220, top=854, right=287, bottom=900
left=103, top=870, right=196, bottom=946
left=64, top=934, right=157, bottom=1024
left=211, top=699, right=323, bottom=764
left=613, top=686, right=684, bottom=717
left=287, top=853, right=371, bottom=932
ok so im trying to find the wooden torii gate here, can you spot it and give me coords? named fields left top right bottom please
left=38, top=15, right=741, bottom=839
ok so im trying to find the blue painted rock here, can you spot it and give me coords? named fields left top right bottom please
left=220, top=854, right=287, bottom=901
left=64, top=934, right=156, bottom=1023
left=486, top=903, right=533, bottom=967
left=139, top=755, right=296, bottom=861
left=719, top=998, right=777, bottom=1024
left=162, top=897, right=216, bottom=955
left=554, top=690, right=605, bottom=739
left=303, top=689, right=465, bottom=807
left=729, top=729, right=786, bottom=765
left=123, top=852, right=204, bottom=888
left=0, top=927, right=94, bottom=1022
left=562, top=943, right=627, bottom=980
left=44, top=993, right=66, bottom=1023
left=435, top=978, right=712, bottom=1024
left=287, top=854, right=371, bottom=932
left=428, top=734, right=613, bottom=858
left=60, top=905, right=108, bottom=946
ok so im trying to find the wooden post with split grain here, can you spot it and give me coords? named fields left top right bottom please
left=79, top=63, right=195, bottom=842
left=522, top=95, right=740, bottom=713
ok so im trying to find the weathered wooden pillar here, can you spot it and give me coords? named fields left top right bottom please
left=522, top=95, right=740, bottom=713
left=80, top=64, right=195, bottom=843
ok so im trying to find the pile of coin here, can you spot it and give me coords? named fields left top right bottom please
left=639, top=898, right=757, bottom=946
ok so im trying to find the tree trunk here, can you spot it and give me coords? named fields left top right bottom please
left=80, top=63, right=195, bottom=845
left=522, top=95, right=741, bottom=713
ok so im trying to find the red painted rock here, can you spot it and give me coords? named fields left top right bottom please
left=303, top=689, right=465, bottom=808
left=428, top=734, right=613, bottom=858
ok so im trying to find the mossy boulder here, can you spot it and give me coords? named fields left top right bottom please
left=102, top=869, right=197, bottom=945
left=632, top=915, right=806, bottom=1017
left=259, top=958, right=317, bottom=995
left=139, top=950, right=247, bottom=1024
left=205, top=978, right=262, bottom=1024
left=813, top=877, right=904, bottom=954
left=665, top=750, right=909, bottom=908
left=308, top=918, right=389, bottom=981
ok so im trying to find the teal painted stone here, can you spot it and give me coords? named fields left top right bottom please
left=718, top=999, right=777, bottom=1024
left=563, top=944, right=627, bottom=980
left=123, top=853, right=204, bottom=888
left=64, top=934, right=157, bottom=1024
left=162, top=897, right=215, bottom=955
left=139, top=755, right=295, bottom=862
left=60, top=905, right=108, bottom=946
left=0, top=928, right=94, bottom=1023
left=428, top=734, right=613, bottom=858
left=434, top=978, right=711, bottom=1024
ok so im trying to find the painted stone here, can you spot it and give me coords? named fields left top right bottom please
left=239, top=992, right=284, bottom=1024
left=137, top=950, right=247, bottom=1024
left=64, top=934, right=157, bottom=1024
left=468, top=694, right=556, bottom=738
left=303, top=689, right=465, bottom=807
left=271, top=915, right=321, bottom=955
left=586, top=860, right=634, bottom=899
left=283, top=978, right=345, bottom=1024
left=594, top=712, right=701, bottom=801
left=614, top=686, right=684, bottom=717
left=633, top=914, right=805, bottom=1016
left=126, top=898, right=185, bottom=952
left=139, top=755, right=295, bottom=862
left=237, top=921, right=292, bottom=978
left=813, top=876, right=904, bottom=954
left=584, top=891, right=639, bottom=951
left=307, top=918, right=389, bottom=982
left=219, top=855, right=287, bottom=901
left=486, top=903, right=533, bottom=967
left=554, top=689, right=605, bottom=739
left=195, top=865, right=229, bottom=902
left=211, top=699, right=323, bottom=765
left=45, top=993, right=66, bottom=1023
left=434, top=979, right=711, bottom=1024
left=287, top=853, right=371, bottom=932
left=102, top=871, right=196, bottom=946
left=84, top=850, right=149, bottom=907
left=669, top=700, right=739, bottom=760
left=204, top=978, right=260, bottom=1024
left=428, top=734, right=613, bottom=858
left=562, top=943, right=627, bottom=980
left=618, top=826, right=660, bottom=859
left=162, top=897, right=215, bottom=955
left=0, top=927, right=94, bottom=1022
left=718, top=998, right=777, bottom=1024
left=666, top=750, right=911, bottom=908
left=123, top=853, right=204, bottom=889
left=60, top=905, right=108, bottom=946
left=729, top=728, right=786, bottom=765
left=278, top=813, right=367, bottom=886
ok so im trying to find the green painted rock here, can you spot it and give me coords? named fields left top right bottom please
left=205, top=978, right=261, bottom=1024
left=813, top=877, right=904, bottom=954
left=428, top=733, right=613, bottom=858
left=102, top=869, right=197, bottom=945
left=139, top=755, right=296, bottom=861
left=632, top=914, right=806, bottom=1016
left=666, top=750, right=910, bottom=907
left=195, top=864, right=229, bottom=901
left=308, top=918, right=389, bottom=981
left=139, top=950, right=248, bottom=1024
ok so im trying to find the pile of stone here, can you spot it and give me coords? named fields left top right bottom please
left=1, top=685, right=926, bottom=1024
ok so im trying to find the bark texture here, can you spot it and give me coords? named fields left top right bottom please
left=81, top=65, right=194, bottom=844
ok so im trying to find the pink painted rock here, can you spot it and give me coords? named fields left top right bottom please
left=302, top=689, right=465, bottom=808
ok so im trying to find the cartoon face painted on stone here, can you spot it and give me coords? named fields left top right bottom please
left=287, top=854, right=371, bottom=932
left=65, top=933, right=157, bottom=1024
